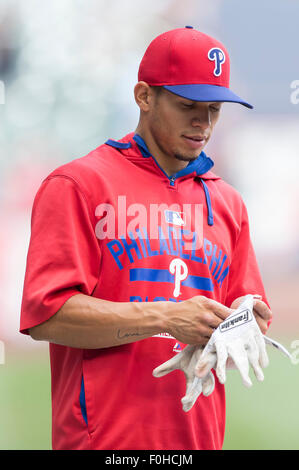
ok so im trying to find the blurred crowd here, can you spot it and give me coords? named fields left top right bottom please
left=0, top=0, right=298, bottom=347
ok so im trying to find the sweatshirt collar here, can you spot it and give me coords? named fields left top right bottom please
left=132, top=133, right=214, bottom=178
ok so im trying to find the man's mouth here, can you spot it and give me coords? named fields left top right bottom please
left=182, top=135, right=207, bottom=149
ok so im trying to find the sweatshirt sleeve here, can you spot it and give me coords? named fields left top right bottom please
left=20, top=175, right=101, bottom=335
left=224, top=198, right=271, bottom=315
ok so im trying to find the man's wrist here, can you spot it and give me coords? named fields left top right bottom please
left=130, top=299, right=174, bottom=337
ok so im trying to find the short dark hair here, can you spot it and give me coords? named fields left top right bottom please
left=150, top=86, right=164, bottom=97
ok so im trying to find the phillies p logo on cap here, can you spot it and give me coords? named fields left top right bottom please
left=208, top=48, right=226, bottom=77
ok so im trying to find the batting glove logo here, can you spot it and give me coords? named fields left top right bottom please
left=208, top=47, right=226, bottom=76
left=219, top=309, right=251, bottom=333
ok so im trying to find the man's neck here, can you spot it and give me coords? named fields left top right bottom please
left=134, top=127, right=189, bottom=177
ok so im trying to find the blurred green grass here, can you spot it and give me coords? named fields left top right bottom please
left=223, top=338, right=299, bottom=450
left=0, top=339, right=298, bottom=450
left=0, top=347, right=51, bottom=450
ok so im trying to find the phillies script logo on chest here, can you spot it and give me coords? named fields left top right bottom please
left=94, top=196, right=230, bottom=297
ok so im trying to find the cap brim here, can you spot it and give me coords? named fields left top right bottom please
left=163, top=84, right=253, bottom=109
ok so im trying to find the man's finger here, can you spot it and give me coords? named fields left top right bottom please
left=254, top=315, right=268, bottom=335
left=253, top=300, right=273, bottom=322
left=205, top=298, right=234, bottom=321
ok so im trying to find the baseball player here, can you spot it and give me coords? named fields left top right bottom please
left=20, top=27, right=272, bottom=450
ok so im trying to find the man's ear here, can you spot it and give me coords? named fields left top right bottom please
left=134, top=81, right=153, bottom=112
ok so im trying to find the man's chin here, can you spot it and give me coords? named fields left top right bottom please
left=173, top=153, right=199, bottom=162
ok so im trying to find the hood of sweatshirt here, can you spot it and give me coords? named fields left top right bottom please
left=105, top=132, right=221, bottom=226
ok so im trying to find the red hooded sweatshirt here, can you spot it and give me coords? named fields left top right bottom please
left=20, top=132, right=269, bottom=450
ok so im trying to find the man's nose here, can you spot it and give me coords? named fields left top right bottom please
left=191, top=109, right=211, bottom=129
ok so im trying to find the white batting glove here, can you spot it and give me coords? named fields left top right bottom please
left=195, top=294, right=269, bottom=387
left=153, top=344, right=216, bottom=412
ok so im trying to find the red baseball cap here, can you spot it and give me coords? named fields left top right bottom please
left=138, top=26, right=253, bottom=109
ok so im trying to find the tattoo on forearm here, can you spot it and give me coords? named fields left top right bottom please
left=117, top=329, right=149, bottom=340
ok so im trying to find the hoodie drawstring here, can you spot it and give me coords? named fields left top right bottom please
left=200, top=179, right=214, bottom=226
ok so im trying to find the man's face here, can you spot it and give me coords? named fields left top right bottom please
left=147, top=87, right=222, bottom=163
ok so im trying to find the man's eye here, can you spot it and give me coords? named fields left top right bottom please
left=181, top=103, right=194, bottom=108
left=210, top=105, right=221, bottom=112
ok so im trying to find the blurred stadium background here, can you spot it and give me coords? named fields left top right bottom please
left=0, top=0, right=298, bottom=450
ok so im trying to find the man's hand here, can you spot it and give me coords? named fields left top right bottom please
left=153, top=345, right=216, bottom=412
left=165, top=296, right=234, bottom=346
left=195, top=295, right=269, bottom=387
left=230, top=294, right=272, bottom=334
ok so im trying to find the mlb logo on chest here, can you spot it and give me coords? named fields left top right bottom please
left=164, top=210, right=185, bottom=226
